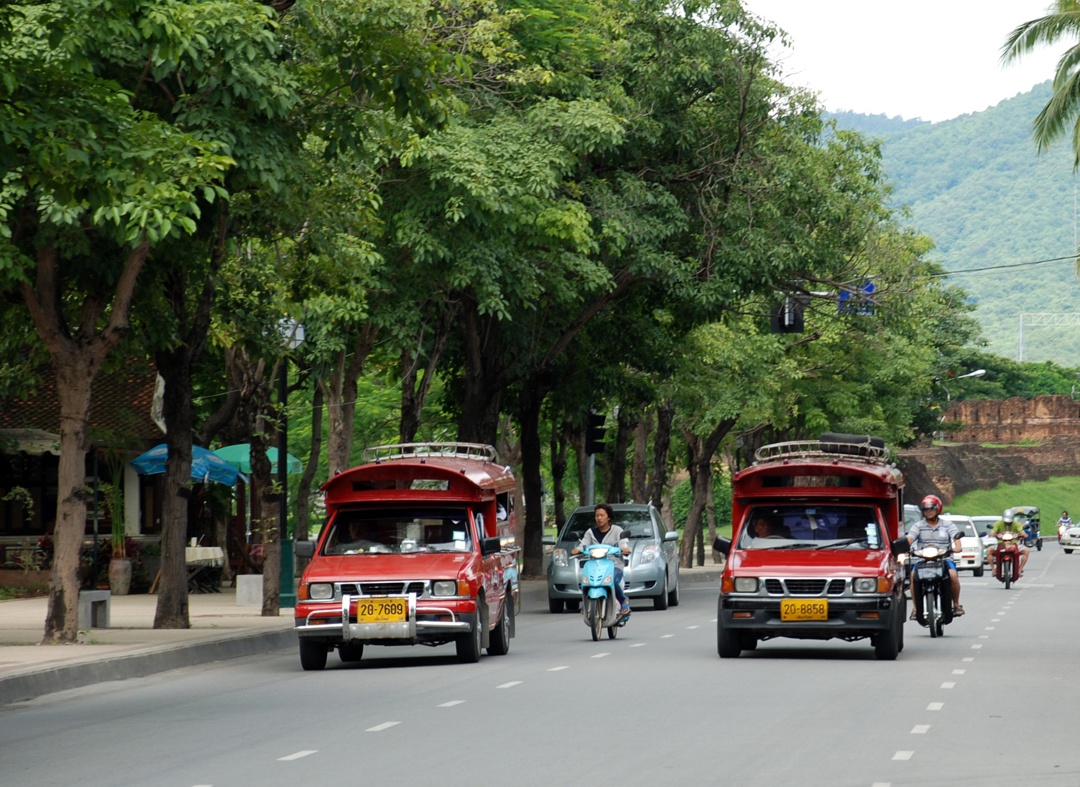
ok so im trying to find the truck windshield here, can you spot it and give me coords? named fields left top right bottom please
left=326, top=507, right=473, bottom=555
left=739, top=505, right=883, bottom=549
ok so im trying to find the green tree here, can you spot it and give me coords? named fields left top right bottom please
left=1002, top=1, right=1080, bottom=165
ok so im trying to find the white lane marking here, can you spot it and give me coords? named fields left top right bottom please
left=979, top=635, right=990, bottom=639
left=439, top=700, right=465, bottom=707
left=971, top=644, right=983, bottom=649
left=962, top=657, right=975, bottom=662
left=278, top=751, right=318, bottom=761
left=928, top=702, right=944, bottom=711
left=548, top=666, right=570, bottom=672
left=953, top=669, right=965, bottom=675
left=941, top=682, right=956, bottom=689
left=591, top=653, right=610, bottom=659
left=366, top=722, right=400, bottom=732
left=985, top=626, right=996, bottom=630
left=660, top=634, right=674, bottom=639
left=630, top=643, right=646, bottom=647
left=710, top=618, right=718, bottom=623
left=892, top=751, right=914, bottom=761
left=991, top=618, right=1001, bottom=622
left=496, top=681, right=522, bottom=689
left=911, top=725, right=930, bottom=734
left=686, top=625, right=700, bottom=630
left=872, top=783, right=892, bottom=786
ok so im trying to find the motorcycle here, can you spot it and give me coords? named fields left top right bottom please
left=1022, top=522, right=1042, bottom=551
left=994, top=530, right=1022, bottom=588
left=577, top=543, right=630, bottom=641
left=910, top=544, right=954, bottom=638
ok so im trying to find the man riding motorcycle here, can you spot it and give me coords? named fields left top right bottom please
left=988, top=508, right=1030, bottom=577
left=907, top=494, right=964, bottom=620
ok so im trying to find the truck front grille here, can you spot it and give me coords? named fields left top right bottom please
left=764, top=578, right=846, bottom=596
left=339, top=581, right=427, bottom=597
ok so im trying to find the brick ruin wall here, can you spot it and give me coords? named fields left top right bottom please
left=898, top=395, right=1080, bottom=505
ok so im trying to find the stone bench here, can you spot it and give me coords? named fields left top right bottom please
left=78, top=589, right=110, bottom=629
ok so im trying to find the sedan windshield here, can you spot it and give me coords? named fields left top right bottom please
left=325, top=507, right=472, bottom=555
left=739, top=505, right=883, bottom=549
left=558, top=510, right=658, bottom=543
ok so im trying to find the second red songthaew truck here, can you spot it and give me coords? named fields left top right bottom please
left=714, top=433, right=910, bottom=660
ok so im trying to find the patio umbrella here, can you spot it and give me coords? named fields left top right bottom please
left=212, top=444, right=303, bottom=475
left=130, top=444, right=243, bottom=486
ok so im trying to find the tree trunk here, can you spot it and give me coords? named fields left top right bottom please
left=457, top=305, right=504, bottom=445
left=679, top=418, right=736, bottom=567
left=631, top=410, right=650, bottom=503
left=517, top=380, right=550, bottom=577
left=296, top=383, right=323, bottom=543
left=399, top=305, right=454, bottom=443
left=649, top=399, right=674, bottom=511
left=550, top=418, right=571, bottom=528
left=22, top=241, right=147, bottom=643
left=326, top=325, right=376, bottom=475
left=605, top=406, right=635, bottom=504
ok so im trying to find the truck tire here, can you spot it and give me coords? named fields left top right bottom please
left=488, top=599, right=512, bottom=656
left=874, top=613, right=901, bottom=660
left=456, top=611, right=483, bottom=663
left=338, top=642, right=364, bottom=663
left=299, top=640, right=328, bottom=671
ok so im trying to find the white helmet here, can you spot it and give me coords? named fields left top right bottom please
left=1003, top=508, right=1015, bottom=524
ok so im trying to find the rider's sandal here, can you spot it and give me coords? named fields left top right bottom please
left=952, top=606, right=965, bottom=617
left=909, top=610, right=918, bottom=621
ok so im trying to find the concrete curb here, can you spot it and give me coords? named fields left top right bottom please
left=0, top=629, right=297, bottom=706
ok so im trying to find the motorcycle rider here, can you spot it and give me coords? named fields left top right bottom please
left=907, top=494, right=964, bottom=620
left=1058, top=510, right=1072, bottom=539
left=988, top=508, right=1030, bottom=577
left=571, top=503, right=631, bottom=616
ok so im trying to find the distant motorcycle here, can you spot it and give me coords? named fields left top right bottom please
left=910, top=544, right=954, bottom=638
left=994, top=531, right=1022, bottom=589
left=577, top=544, right=629, bottom=641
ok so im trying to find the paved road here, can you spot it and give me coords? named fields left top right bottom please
left=4, top=549, right=1080, bottom=786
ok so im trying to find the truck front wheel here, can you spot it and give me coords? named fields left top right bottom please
left=717, top=610, right=741, bottom=658
left=456, top=610, right=483, bottom=663
left=299, top=640, right=329, bottom=671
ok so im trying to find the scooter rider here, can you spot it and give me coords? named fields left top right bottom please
left=988, top=508, right=1030, bottom=576
left=571, top=503, right=631, bottom=615
left=907, top=494, right=965, bottom=619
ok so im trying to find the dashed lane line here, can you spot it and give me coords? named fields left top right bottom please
left=278, top=751, right=318, bottom=761
left=496, top=681, right=522, bottom=689
left=911, top=725, right=930, bottom=734
left=366, top=722, right=400, bottom=732
left=892, top=751, right=913, bottom=761
left=438, top=700, right=465, bottom=707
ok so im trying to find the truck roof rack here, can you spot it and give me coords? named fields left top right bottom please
left=754, top=438, right=889, bottom=465
left=363, top=442, right=500, bottom=464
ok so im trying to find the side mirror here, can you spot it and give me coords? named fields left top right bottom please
left=542, top=535, right=556, bottom=546
left=664, top=530, right=679, bottom=542
left=890, top=537, right=909, bottom=557
left=713, top=535, right=732, bottom=557
left=294, top=540, right=315, bottom=559
left=481, top=536, right=502, bottom=556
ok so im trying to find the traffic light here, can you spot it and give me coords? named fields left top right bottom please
left=585, top=412, right=606, bottom=455
left=770, top=295, right=806, bottom=334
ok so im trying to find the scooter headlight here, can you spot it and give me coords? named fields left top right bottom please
left=588, top=546, right=609, bottom=559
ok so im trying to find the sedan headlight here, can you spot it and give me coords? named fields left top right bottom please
left=552, top=548, right=569, bottom=567
left=308, top=583, right=334, bottom=600
left=640, top=545, right=661, bottom=564
left=733, top=577, right=759, bottom=593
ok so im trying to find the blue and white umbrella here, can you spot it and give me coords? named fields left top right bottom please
left=130, top=444, right=244, bottom=486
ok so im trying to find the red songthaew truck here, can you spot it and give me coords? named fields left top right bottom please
left=294, top=443, right=519, bottom=670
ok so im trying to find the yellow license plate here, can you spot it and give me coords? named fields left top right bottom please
left=354, top=597, right=408, bottom=623
left=780, top=599, right=828, bottom=621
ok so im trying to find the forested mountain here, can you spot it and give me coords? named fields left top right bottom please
left=831, top=82, right=1080, bottom=366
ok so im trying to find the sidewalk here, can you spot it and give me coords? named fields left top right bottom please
left=0, top=564, right=723, bottom=706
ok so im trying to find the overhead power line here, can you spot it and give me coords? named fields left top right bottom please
left=933, top=254, right=1077, bottom=277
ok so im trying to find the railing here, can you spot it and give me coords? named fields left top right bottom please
left=754, top=439, right=889, bottom=464
left=363, top=442, right=500, bottom=464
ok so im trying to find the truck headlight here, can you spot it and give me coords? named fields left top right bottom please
left=308, top=583, right=334, bottom=600
left=733, top=577, right=759, bottom=593
left=432, top=580, right=458, bottom=596
left=852, top=578, right=877, bottom=593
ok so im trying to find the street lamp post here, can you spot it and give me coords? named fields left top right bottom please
left=937, top=369, right=986, bottom=440
left=278, top=320, right=304, bottom=608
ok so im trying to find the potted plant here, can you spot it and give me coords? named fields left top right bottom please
left=102, top=481, right=132, bottom=595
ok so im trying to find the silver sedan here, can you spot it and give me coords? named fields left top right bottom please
left=544, top=503, right=681, bottom=612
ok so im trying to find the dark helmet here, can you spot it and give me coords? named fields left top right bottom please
left=920, top=494, right=942, bottom=513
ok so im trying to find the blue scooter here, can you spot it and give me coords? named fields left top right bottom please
left=577, top=543, right=629, bottom=641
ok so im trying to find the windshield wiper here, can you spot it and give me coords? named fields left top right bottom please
left=815, top=538, right=869, bottom=550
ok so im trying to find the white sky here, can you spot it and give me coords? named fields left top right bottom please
left=741, top=1, right=1065, bottom=122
